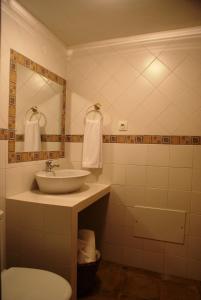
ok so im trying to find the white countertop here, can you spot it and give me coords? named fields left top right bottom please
left=7, top=183, right=111, bottom=212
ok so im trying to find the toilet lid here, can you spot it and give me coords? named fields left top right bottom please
left=2, top=267, right=72, bottom=300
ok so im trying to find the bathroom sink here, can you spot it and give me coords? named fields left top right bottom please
left=35, top=169, right=91, bottom=194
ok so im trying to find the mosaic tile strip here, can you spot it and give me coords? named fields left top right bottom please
left=16, top=134, right=62, bottom=142
left=8, top=151, right=65, bottom=164
left=8, top=49, right=66, bottom=163
left=0, top=129, right=8, bottom=140
left=5, top=133, right=201, bottom=163
left=66, top=135, right=201, bottom=145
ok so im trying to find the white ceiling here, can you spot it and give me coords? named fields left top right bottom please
left=16, top=0, right=201, bottom=46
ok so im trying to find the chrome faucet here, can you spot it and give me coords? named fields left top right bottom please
left=45, top=160, right=60, bottom=172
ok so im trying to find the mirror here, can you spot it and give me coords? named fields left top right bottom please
left=8, top=49, right=66, bottom=163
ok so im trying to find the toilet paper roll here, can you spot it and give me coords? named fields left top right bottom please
left=78, top=230, right=96, bottom=263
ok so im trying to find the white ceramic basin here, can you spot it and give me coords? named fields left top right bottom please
left=35, top=169, right=91, bottom=194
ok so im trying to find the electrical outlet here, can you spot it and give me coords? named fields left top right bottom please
left=118, top=120, right=128, bottom=131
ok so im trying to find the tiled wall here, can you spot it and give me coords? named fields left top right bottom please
left=0, top=2, right=68, bottom=267
left=67, top=36, right=201, bottom=280
left=0, top=2, right=68, bottom=195
left=66, top=142, right=201, bottom=280
left=67, top=37, right=201, bottom=136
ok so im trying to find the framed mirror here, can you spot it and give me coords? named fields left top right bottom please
left=8, top=49, right=66, bottom=163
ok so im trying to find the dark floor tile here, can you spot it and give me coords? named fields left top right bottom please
left=160, top=280, right=201, bottom=300
left=79, top=261, right=201, bottom=300
left=95, top=261, right=124, bottom=297
left=120, top=266, right=160, bottom=300
left=79, top=295, right=117, bottom=300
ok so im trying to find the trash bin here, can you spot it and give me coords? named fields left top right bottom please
left=77, top=250, right=101, bottom=297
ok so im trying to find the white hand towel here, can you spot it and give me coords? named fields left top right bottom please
left=78, top=229, right=96, bottom=263
left=24, top=120, right=41, bottom=152
left=82, top=119, right=102, bottom=169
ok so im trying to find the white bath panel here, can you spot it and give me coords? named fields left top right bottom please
left=132, top=206, right=186, bottom=244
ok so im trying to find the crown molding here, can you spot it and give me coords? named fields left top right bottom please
left=2, top=0, right=201, bottom=57
left=68, top=26, right=201, bottom=52
left=2, top=0, right=67, bottom=54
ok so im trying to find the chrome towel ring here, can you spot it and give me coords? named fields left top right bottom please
left=84, top=103, right=103, bottom=122
left=25, top=106, right=42, bottom=123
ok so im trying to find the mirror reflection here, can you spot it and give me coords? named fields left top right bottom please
left=15, top=64, right=63, bottom=152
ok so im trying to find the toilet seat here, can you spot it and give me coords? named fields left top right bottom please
left=2, top=267, right=72, bottom=300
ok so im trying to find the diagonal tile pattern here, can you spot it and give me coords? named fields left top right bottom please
left=68, top=37, right=201, bottom=135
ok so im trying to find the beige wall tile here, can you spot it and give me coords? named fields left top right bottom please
left=66, top=142, right=82, bottom=162
left=188, top=236, right=201, bottom=261
left=122, top=246, right=143, bottom=268
left=102, top=242, right=124, bottom=264
left=104, top=224, right=125, bottom=245
left=191, top=192, right=201, bottom=214
left=125, top=186, right=145, bottom=207
left=142, top=251, right=164, bottom=273
left=126, top=165, right=147, bottom=186
left=169, top=168, right=192, bottom=191
left=147, top=166, right=169, bottom=188
left=123, top=227, right=144, bottom=249
left=106, top=201, right=126, bottom=227
left=189, top=214, right=201, bottom=237
left=165, top=237, right=188, bottom=258
left=126, top=144, right=148, bottom=165
left=143, top=239, right=165, bottom=254
left=193, top=146, right=201, bottom=169
left=95, top=163, right=113, bottom=184
left=6, top=162, right=45, bottom=196
left=165, top=255, right=187, bottom=278
left=145, top=188, right=168, bottom=208
left=0, top=141, right=7, bottom=170
left=170, top=145, right=193, bottom=168
left=143, top=59, right=170, bottom=86
left=112, top=164, right=126, bottom=184
left=109, top=184, right=126, bottom=206
left=147, top=145, right=170, bottom=167
left=111, top=144, right=128, bottom=164
left=188, top=259, right=201, bottom=281
left=192, top=169, right=201, bottom=192
left=167, top=190, right=191, bottom=211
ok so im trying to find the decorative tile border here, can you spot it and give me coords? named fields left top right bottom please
left=16, top=134, right=62, bottom=142
left=8, top=49, right=66, bottom=163
left=66, top=135, right=201, bottom=145
left=8, top=151, right=65, bottom=164
left=2, top=133, right=201, bottom=163
left=0, top=129, right=8, bottom=140
left=3, top=132, right=201, bottom=146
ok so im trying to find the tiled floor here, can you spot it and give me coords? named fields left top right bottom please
left=79, top=261, right=201, bottom=300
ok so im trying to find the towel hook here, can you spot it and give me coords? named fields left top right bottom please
left=85, top=103, right=103, bottom=122
left=25, top=106, right=42, bottom=123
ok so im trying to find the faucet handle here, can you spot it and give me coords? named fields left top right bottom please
left=45, top=160, right=53, bottom=172
left=46, top=160, right=53, bottom=167
left=45, top=160, right=60, bottom=172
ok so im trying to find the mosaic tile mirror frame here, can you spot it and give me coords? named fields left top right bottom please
left=8, top=49, right=66, bottom=163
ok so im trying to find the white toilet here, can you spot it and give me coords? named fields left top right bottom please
left=0, top=210, right=72, bottom=300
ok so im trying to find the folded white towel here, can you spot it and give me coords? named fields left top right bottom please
left=78, top=229, right=96, bottom=263
left=24, top=120, right=41, bottom=152
left=82, top=118, right=102, bottom=169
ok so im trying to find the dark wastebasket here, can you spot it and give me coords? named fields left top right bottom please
left=77, top=250, right=101, bottom=297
